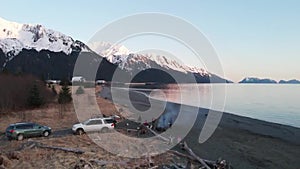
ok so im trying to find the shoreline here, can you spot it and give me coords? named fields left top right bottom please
left=103, top=86, right=300, bottom=144
left=100, top=86, right=300, bottom=169
left=129, top=83, right=300, bottom=128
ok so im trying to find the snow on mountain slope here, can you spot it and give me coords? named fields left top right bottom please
left=0, top=17, right=88, bottom=57
left=89, top=42, right=209, bottom=76
left=148, top=54, right=208, bottom=75
left=88, top=42, right=130, bottom=65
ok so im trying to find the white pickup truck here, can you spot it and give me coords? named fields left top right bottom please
left=72, top=117, right=115, bottom=135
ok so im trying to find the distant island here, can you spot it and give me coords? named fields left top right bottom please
left=239, top=77, right=300, bottom=84
left=239, top=77, right=277, bottom=84
left=279, top=79, right=300, bottom=84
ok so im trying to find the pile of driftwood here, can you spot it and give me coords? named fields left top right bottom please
left=17, top=138, right=231, bottom=169
left=168, top=142, right=231, bottom=169
left=145, top=127, right=232, bottom=169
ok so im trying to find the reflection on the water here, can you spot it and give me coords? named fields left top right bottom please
left=149, top=84, right=300, bottom=128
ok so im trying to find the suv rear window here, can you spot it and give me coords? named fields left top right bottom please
left=104, top=119, right=115, bottom=124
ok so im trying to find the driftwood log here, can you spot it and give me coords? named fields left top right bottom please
left=168, top=150, right=215, bottom=165
left=144, top=126, right=170, bottom=142
left=38, top=144, right=84, bottom=154
left=18, top=141, right=84, bottom=154
left=169, top=142, right=231, bottom=169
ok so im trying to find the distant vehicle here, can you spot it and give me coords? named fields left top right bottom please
left=45, top=80, right=61, bottom=84
left=95, top=80, right=106, bottom=85
left=72, top=117, right=115, bottom=135
left=6, top=122, right=52, bottom=141
left=71, top=76, right=86, bottom=83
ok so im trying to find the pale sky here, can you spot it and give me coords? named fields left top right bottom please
left=0, top=0, right=299, bottom=82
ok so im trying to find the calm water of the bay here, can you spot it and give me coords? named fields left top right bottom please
left=149, top=84, right=300, bottom=128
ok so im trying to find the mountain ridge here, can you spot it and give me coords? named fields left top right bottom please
left=88, top=41, right=211, bottom=76
left=0, top=17, right=230, bottom=83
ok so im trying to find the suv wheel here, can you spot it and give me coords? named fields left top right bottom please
left=17, top=134, right=24, bottom=141
left=43, top=131, right=50, bottom=137
left=101, top=127, right=109, bottom=133
left=76, top=129, right=84, bottom=135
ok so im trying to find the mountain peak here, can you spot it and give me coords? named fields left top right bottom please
left=0, top=17, right=21, bottom=28
left=0, top=17, right=89, bottom=59
left=89, top=42, right=210, bottom=76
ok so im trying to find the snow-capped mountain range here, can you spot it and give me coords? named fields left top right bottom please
left=0, top=16, right=208, bottom=77
left=0, top=17, right=228, bottom=83
left=88, top=42, right=209, bottom=76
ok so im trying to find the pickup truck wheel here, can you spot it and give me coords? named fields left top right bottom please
left=76, top=129, right=84, bottom=135
left=43, top=131, right=50, bottom=137
left=101, top=127, right=109, bottom=133
left=17, top=134, right=24, bottom=141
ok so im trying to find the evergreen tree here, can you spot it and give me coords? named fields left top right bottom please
left=27, top=83, right=44, bottom=107
left=76, top=86, right=84, bottom=95
left=58, top=84, right=72, bottom=104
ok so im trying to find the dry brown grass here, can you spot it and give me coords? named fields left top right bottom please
left=0, top=85, right=175, bottom=169
left=0, top=134, right=174, bottom=169
left=0, top=103, right=77, bottom=132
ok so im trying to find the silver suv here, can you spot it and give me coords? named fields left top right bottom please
left=72, top=118, right=115, bottom=135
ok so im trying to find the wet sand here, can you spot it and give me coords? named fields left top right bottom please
left=100, top=86, right=300, bottom=169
